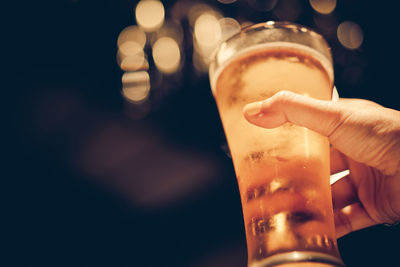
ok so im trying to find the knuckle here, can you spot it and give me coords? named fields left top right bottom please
left=274, top=90, right=296, bottom=103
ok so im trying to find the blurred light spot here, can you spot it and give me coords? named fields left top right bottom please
left=337, top=21, right=363, bottom=50
left=118, top=41, right=144, bottom=58
left=309, top=0, right=337, bottom=15
left=152, top=37, right=181, bottom=74
left=194, top=13, right=222, bottom=55
left=117, top=26, right=147, bottom=70
left=217, top=0, right=237, bottom=3
left=119, top=54, right=149, bottom=72
left=117, top=25, right=146, bottom=49
left=117, top=41, right=147, bottom=71
left=122, top=71, right=151, bottom=103
left=248, top=0, right=278, bottom=12
left=152, top=20, right=184, bottom=46
left=189, top=6, right=223, bottom=72
left=274, top=0, right=302, bottom=21
left=188, top=4, right=220, bottom=27
left=135, top=0, right=165, bottom=32
left=194, top=15, right=239, bottom=73
left=219, top=18, right=241, bottom=42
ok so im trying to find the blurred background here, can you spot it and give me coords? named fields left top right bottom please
left=4, top=0, right=399, bottom=266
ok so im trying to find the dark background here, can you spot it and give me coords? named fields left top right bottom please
left=4, top=0, right=399, bottom=266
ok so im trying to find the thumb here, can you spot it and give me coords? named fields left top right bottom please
left=243, top=90, right=400, bottom=175
left=243, top=90, right=341, bottom=138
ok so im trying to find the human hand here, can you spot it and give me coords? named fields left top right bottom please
left=243, top=90, right=400, bottom=238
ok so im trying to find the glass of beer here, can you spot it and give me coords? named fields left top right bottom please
left=209, top=21, right=345, bottom=267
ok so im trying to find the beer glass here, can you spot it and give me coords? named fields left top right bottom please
left=209, top=21, right=345, bottom=267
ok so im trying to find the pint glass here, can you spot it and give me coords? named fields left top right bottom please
left=209, top=21, right=345, bottom=267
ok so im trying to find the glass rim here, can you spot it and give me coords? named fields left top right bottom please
left=217, top=20, right=331, bottom=54
left=242, top=21, right=327, bottom=41
left=211, top=20, right=331, bottom=62
left=209, top=20, right=333, bottom=92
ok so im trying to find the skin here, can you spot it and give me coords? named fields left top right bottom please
left=243, top=90, right=400, bottom=238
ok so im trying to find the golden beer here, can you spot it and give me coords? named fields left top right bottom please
left=209, top=22, right=344, bottom=267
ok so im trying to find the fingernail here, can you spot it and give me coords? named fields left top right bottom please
left=244, top=102, right=262, bottom=116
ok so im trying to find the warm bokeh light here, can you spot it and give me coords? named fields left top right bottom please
left=194, top=13, right=222, bottom=55
left=152, top=37, right=181, bottom=74
left=193, top=17, right=239, bottom=74
left=274, top=0, right=302, bottom=21
left=117, top=26, right=147, bottom=70
left=152, top=20, right=184, bottom=46
left=219, top=18, right=241, bottom=42
left=188, top=4, right=219, bottom=27
left=309, top=0, right=337, bottom=15
left=117, top=25, right=146, bottom=49
left=119, top=54, right=149, bottom=72
left=117, top=41, right=146, bottom=70
left=122, top=71, right=151, bottom=103
left=337, top=21, right=364, bottom=50
left=118, top=41, right=144, bottom=58
left=135, top=0, right=165, bottom=32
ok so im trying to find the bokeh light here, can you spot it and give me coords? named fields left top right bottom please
left=122, top=71, right=151, bottom=103
left=117, top=25, right=146, bottom=49
left=135, top=0, right=165, bottom=32
left=219, top=18, right=241, bottom=42
left=152, top=37, right=181, bottom=74
left=119, top=54, right=149, bottom=72
left=337, top=21, right=364, bottom=50
left=151, top=20, right=184, bottom=46
left=193, top=16, right=240, bottom=73
left=309, top=0, right=337, bottom=15
left=191, top=10, right=225, bottom=73
left=117, top=42, right=145, bottom=69
left=118, top=41, right=143, bottom=57
left=194, top=13, right=222, bottom=55
left=117, top=26, right=147, bottom=71
left=188, top=4, right=221, bottom=28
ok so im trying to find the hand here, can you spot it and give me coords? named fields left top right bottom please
left=243, top=90, right=400, bottom=238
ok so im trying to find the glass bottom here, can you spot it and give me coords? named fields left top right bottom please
left=250, top=251, right=345, bottom=267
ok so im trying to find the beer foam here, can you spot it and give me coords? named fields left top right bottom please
left=210, top=42, right=334, bottom=95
